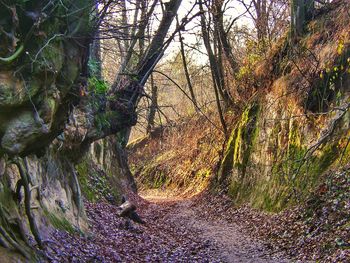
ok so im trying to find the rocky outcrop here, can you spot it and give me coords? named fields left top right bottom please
left=0, top=151, right=84, bottom=260
left=0, top=7, right=94, bottom=237
left=0, top=0, right=90, bottom=156
left=77, top=138, right=137, bottom=204
left=0, top=131, right=136, bottom=261
left=218, top=3, right=350, bottom=211
left=0, top=1, right=93, bottom=260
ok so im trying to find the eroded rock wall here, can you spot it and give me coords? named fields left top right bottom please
left=0, top=0, right=91, bottom=156
left=219, top=3, right=350, bottom=211
left=78, top=138, right=137, bottom=203
left=0, top=0, right=93, bottom=259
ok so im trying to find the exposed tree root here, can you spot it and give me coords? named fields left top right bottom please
left=12, top=157, right=43, bottom=249
left=117, top=199, right=145, bottom=224
left=69, top=161, right=83, bottom=228
left=0, top=206, right=31, bottom=259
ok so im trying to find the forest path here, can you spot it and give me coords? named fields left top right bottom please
left=44, top=191, right=289, bottom=262
left=140, top=190, right=289, bottom=263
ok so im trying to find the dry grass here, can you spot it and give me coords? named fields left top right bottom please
left=252, top=1, right=350, bottom=106
left=128, top=114, right=225, bottom=196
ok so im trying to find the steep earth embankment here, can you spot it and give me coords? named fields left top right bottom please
left=128, top=117, right=224, bottom=197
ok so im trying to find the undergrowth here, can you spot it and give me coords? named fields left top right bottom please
left=128, top=115, right=224, bottom=196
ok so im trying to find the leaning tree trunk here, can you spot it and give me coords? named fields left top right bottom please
left=177, top=18, right=198, bottom=111
left=81, top=0, right=183, bottom=146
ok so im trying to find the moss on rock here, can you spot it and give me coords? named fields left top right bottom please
left=219, top=96, right=349, bottom=212
left=218, top=103, right=260, bottom=187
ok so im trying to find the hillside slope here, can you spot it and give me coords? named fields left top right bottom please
left=128, top=116, right=224, bottom=196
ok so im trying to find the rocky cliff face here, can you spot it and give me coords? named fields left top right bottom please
left=0, top=0, right=92, bottom=156
left=0, top=1, right=102, bottom=260
left=0, top=1, right=139, bottom=258
left=77, top=138, right=137, bottom=204
left=0, top=135, right=136, bottom=261
left=219, top=3, right=350, bottom=211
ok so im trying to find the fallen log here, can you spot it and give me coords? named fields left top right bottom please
left=117, top=200, right=145, bottom=224
left=117, top=201, right=136, bottom=217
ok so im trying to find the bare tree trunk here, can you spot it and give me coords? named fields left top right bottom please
left=212, top=0, right=239, bottom=73
left=138, top=0, right=149, bottom=58
left=200, top=0, right=233, bottom=110
left=147, top=74, right=158, bottom=133
left=177, top=18, right=198, bottom=111
left=252, top=0, right=268, bottom=45
left=199, top=0, right=228, bottom=135
left=213, top=28, right=230, bottom=108
left=121, top=0, right=130, bottom=52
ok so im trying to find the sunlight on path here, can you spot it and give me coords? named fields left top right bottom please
left=140, top=189, right=187, bottom=203
left=141, top=189, right=290, bottom=263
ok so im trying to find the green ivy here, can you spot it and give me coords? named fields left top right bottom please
left=88, top=77, right=109, bottom=94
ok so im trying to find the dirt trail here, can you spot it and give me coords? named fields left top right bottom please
left=141, top=191, right=289, bottom=263
left=44, top=191, right=289, bottom=262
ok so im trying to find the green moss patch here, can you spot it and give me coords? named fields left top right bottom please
left=44, top=209, right=76, bottom=234
left=220, top=98, right=348, bottom=212
left=218, top=103, right=260, bottom=189
left=76, top=160, right=116, bottom=203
